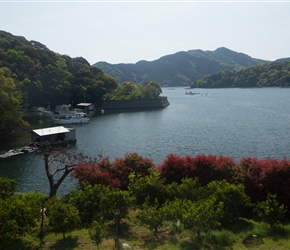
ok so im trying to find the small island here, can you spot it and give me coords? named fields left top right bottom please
left=100, top=81, right=170, bottom=111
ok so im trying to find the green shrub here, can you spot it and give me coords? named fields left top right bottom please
left=205, top=230, right=236, bottom=247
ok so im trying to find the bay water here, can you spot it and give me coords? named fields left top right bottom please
left=1, top=87, right=290, bottom=195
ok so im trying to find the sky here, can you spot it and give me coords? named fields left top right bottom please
left=1, top=1, right=290, bottom=65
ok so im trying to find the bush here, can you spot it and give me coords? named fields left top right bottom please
left=206, top=230, right=236, bottom=247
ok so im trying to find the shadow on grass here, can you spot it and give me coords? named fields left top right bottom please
left=49, top=235, right=79, bottom=250
left=0, top=237, right=39, bottom=250
left=267, top=225, right=290, bottom=240
left=224, top=218, right=253, bottom=234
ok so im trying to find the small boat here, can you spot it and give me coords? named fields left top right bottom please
left=52, top=114, right=90, bottom=125
left=0, top=147, right=37, bottom=158
left=0, top=149, right=24, bottom=158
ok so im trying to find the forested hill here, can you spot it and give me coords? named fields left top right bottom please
left=0, top=30, right=117, bottom=133
left=93, top=47, right=267, bottom=87
left=190, top=59, right=290, bottom=88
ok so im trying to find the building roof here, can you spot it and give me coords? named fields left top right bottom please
left=32, top=126, right=70, bottom=137
left=77, top=103, right=93, bottom=107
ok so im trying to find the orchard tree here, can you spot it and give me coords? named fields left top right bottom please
left=89, top=220, right=107, bottom=250
left=0, top=191, right=46, bottom=243
left=46, top=197, right=80, bottom=239
left=138, top=198, right=166, bottom=236
left=64, top=183, right=107, bottom=225
left=182, top=198, right=224, bottom=239
left=99, top=187, right=132, bottom=245
left=204, top=180, right=251, bottom=224
left=128, top=168, right=168, bottom=207
left=255, top=193, right=287, bottom=229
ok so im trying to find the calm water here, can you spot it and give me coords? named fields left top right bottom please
left=1, top=87, right=290, bottom=195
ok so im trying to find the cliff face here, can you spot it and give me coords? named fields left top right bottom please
left=101, top=97, right=170, bottom=111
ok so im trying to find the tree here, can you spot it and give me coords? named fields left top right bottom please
left=0, top=68, right=28, bottom=133
left=0, top=176, right=17, bottom=199
left=64, top=183, right=106, bottom=225
left=112, top=152, right=155, bottom=190
left=204, top=180, right=251, bottom=224
left=182, top=198, right=224, bottom=239
left=128, top=168, right=168, bottom=207
left=138, top=198, right=165, bottom=236
left=141, top=81, right=162, bottom=99
left=43, top=147, right=101, bottom=197
left=255, top=193, right=286, bottom=229
left=0, top=191, right=46, bottom=244
left=46, top=197, right=80, bottom=239
left=89, top=220, right=107, bottom=250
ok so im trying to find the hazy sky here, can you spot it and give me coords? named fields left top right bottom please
left=1, top=1, right=290, bottom=64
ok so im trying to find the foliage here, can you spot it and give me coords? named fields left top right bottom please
left=64, top=183, right=107, bottom=225
left=46, top=197, right=80, bottom=239
left=0, top=30, right=118, bottom=133
left=42, top=148, right=98, bottom=197
left=204, top=180, right=251, bottom=224
left=157, top=154, right=237, bottom=185
left=236, top=156, right=290, bottom=215
left=0, top=176, right=17, bottom=198
left=128, top=168, right=168, bottom=207
left=191, top=59, right=290, bottom=88
left=73, top=152, right=155, bottom=190
left=138, top=198, right=166, bottom=236
left=72, top=157, right=118, bottom=188
left=168, top=177, right=202, bottom=201
left=99, top=188, right=132, bottom=225
left=89, top=220, right=107, bottom=249
left=0, top=191, right=47, bottom=243
left=0, top=68, right=28, bottom=133
left=205, top=229, right=236, bottom=247
left=104, top=81, right=162, bottom=100
left=182, top=197, right=224, bottom=238
left=255, top=193, right=287, bottom=229
left=64, top=183, right=131, bottom=227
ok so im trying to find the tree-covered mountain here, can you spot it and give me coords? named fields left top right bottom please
left=93, top=47, right=268, bottom=87
left=0, top=30, right=118, bottom=133
left=190, top=59, right=290, bottom=88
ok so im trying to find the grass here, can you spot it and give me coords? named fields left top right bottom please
left=4, top=215, right=290, bottom=250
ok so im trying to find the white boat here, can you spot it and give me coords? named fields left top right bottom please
left=54, top=104, right=86, bottom=118
left=52, top=114, right=90, bottom=125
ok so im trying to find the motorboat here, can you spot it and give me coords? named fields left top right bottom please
left=52, top=114, right=90, bottom=125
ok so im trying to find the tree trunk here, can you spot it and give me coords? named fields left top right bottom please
left=44, top=152, right=73, bottom=197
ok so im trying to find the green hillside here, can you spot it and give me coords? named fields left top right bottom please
left=0, top=30, right=117, bottom=133
left=191, top=59, right=290, bottom=88
left=93, top=47, right=267, bottom=87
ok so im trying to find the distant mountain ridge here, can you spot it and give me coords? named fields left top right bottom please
left=93, top=47, right=268, bottom=87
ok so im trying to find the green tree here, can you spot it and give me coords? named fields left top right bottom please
left=182, top=198, right=224, bottom=239
left=0, top=192, right=46, bottom=243
left=141, top=81, right=162, bottom=99
left=138, top=198, right=165, bottom=236
left=128, top=168, right=168, bottom=207
left=204, top=180, right=251, bottom=224
left=99, top=188, right=132, bottom=245
left=0, top=176, right=17, bottom=199
left=46, top=197, right=80, bottom=239
left=0, top=68, right=28, bottom=133
left=65, top=183, right=107, bottom=225
left=255, top=193, right=286, bottom=229
left=89, top=220, right=107, bottom=250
